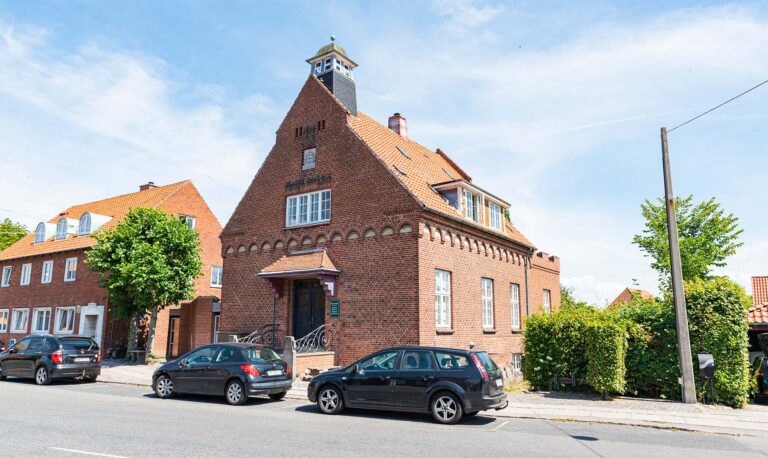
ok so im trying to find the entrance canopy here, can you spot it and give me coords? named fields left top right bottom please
left=257, top=249, right=340, bottom=297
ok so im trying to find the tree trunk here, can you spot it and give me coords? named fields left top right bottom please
left=143, top=305, right=160, bottom=364
left=126, top=312, right=140, bottom=356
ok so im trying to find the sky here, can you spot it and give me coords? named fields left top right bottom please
left=0, top=0, right=766, bottom=305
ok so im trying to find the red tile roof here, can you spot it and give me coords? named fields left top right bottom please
left=259, top=249, right=339, bottom=276
left=749, top=302, right=768, bottom=325
left=753, top=277, right=768, bottom=306
left=608, top=287, right=655, bottom=309
left=0, top=181, right=191, bottom=261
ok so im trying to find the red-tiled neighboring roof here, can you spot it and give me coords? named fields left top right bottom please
left=608, top=287, right=655, bottom=309
left=0, top=181, right=191, bottom=261
left=753, top=277, right=768, bottom=306
left=749, top=303, right=768, bottom=325
left=347, top=111, right=533, bottom=248
left=259, top=249, right=339, bottom=276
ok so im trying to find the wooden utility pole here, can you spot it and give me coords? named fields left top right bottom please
left=660, top=126, right=697, bottom=404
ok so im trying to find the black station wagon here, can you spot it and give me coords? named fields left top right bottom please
left=308, top=346, right=508, bottom=424
left=0, top=335, right=101, bottom=385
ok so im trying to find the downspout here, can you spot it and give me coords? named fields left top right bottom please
left=524, top=255, right=531, bottom=317
left=107, top=290, right=114, bottom=355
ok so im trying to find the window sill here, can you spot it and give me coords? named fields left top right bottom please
left=436, top=328, right=454, bottom=335
left=210, top=285, right=222, bottom=289
left=283, top=221, right=331, bottom=230
left=483, top=328, right=497, bottom=334
left=511, top=327, right=522, bottom=333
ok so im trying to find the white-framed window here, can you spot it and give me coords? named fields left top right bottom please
left=34, top=222, right=46, bottom=244
left=213, top=314, right=220, bottom=343
left=20, top=263, right=31, bottom=286
left=32, top=308, right=51, bottom=333
left=324, top=57, right=332, bottom=71
left=54, top=307, right=76, bottom=334
left=0, top=309, right=8, bottom=332
left=464, top=190, right=475, bottom=221
left=64, top=257, right=77, bottom=282
left=11, top=308, right=29, bottom=333
left=543, top=289, right=551, bottom=314
left=286, top=189, right=331, bottom=228
left=481, top=278, right=494, bottom=329
left=78, top=213, right=92, bottom=235
left=510, top=283, right=521, bottom=330
left=41, top=260, right=53, bottom=284
left=56, top=219, right=68, bottom=240
left=435, top=269, right=451, bottom=329
left=302, top=148, right=317, bottom=170
left=511, top=354, right=522, bottom=373
left=181, top=215, right=196, bottom=229
left=210, top=266, right=223, bottom=288
left=489, top=203, right=502, bottom=230
left=1, top=266, right=11, bottom=287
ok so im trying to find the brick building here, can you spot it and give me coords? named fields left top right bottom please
left=220, top=40, right=560, bottom=370
left=0, top=181, right=223, bottom=358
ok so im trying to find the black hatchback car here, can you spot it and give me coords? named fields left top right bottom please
left=152, top=343, right=292, bottom=405
left=308, top=346, right=508, bottom=424
left=0, top=334, right=101, bottom=385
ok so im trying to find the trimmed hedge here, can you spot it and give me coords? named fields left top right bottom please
left=586, top=321, right=627, bottom=396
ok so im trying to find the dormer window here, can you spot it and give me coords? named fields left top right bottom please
left=464, top=190, right=479, bottom=222
left=56, top=219, right=68, bottom=240
left=78, top=213, right=92, bottom=235
left=489, top=203, right=502, bottom=230
left=34, top=222, right=46, bottom=244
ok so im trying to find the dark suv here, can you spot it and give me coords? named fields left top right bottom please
left=0, top=335, right=101, bottom=385
left=308, top=346, right=508, bottom=424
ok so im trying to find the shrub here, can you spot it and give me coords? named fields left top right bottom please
left=586, top=319, right=627, bottom=397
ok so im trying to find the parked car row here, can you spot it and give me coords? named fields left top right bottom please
left=2, top=337, right=508, bottom=424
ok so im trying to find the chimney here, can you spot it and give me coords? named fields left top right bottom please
left=139, top=181, right=157, bottom=192
left=388, top=113, right=408, bottom=139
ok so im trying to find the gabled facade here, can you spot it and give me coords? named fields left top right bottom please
left=0, top=181, right=223, bottom=358
left=220, top=41, right=560, bottom=368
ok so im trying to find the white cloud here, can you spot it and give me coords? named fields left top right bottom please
left=431, top=0, right=504, bottom=35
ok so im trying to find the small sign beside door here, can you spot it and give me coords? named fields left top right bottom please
left=330, top=299, right=340, bottom=317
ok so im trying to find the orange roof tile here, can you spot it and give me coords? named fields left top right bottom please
left=0, top=181, right=191, bottom=261
left=749, top=302, right=768, bottom=325
left=608, top=287, right=655, bottom=309
left=259, top=249, right=339, bottom=276
left=348, top=111, right=533, bottom=248
left=753, top=277, right=768, bottom=306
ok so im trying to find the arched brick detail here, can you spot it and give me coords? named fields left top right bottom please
left=347, top=230, right=359, bottom=240
left=287, top=238, right=298, bottom=248
left=274, top=240, right=285, bottom=250
left=330, top=232, right=343, bottom=242
left=364, top=228, right=376, bottom=239
left=399, top=223, right=413, bottom=234
left=381, top=226, right=395, bottom=236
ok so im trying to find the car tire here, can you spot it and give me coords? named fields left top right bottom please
left=0, top=364, right=6, bottom=381
left=465, top=411, right=479, bottom=417
left=35, top=366, right=51, bottom=386
left=82, top=375, right=98, bottom=383
left=154, top=375, right=175, bottom=399
left=226, top=380, right=247, bottom=406
left=268, top=391, right=287, bottom=401
left=430, top=392, right=463, bottom=425
left=317, top=385, right=344, bottom=415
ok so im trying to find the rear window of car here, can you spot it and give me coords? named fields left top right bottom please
left=59, top=338, right=98, bottom=351
left=242, top=347, right=281, bottom=363
left=474, top=351, right=499, bottom=372
left=435, top=352, right=469, bottom=370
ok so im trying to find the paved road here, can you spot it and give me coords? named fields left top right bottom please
left=0, top=379, right=765, bottom=457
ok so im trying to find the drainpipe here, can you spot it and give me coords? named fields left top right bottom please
left=272, top=294, right=277, bottom=348
left=524, top=255, right=531, bottom=317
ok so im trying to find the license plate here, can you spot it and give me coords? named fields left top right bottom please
left=267, top=369, right=282, bottom=376
left=74, top=357, right=91, bottom=363
left=495, top=379, right=503, bottom=387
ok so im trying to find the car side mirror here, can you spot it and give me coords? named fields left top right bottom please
left=178, top=359, right=187, bottom=368
left=9, top=348, right=17, bottom=354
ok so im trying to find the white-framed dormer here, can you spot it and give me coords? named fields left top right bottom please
left=34, top=222, right=57, bottom=244
left=55, top=218, right=79, bottom=241
left=77, top=212, right=111, bottom=236
left=432, top=180, right=509, bottom=234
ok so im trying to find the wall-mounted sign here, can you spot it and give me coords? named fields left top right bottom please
left=285, top=173, right=331, bottom=191
left=330, top=299, right=340, bottom=317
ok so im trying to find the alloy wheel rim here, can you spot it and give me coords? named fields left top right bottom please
left=36, top=368, right=47, bottom=384
left=157, top=378, right=173, bottom=396
left=228, top=383, right=243, bottom=403
left=435, top=396, right=456, bottom=422
left=320, top=389, right=338, bottom=412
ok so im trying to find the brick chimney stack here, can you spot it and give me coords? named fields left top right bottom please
left=388, top=113, right=408, bottom=139
left=139, top=181, right=157, bottom=191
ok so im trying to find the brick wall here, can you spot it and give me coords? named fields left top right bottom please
left=529, top=251, right=561, bottom=315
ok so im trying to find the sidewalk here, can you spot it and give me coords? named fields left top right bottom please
left=99, top=360, right=157, bottom=386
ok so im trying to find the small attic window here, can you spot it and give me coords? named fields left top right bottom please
left=393, top=164, right=407, bottom=176
left=78, top=213, right=92, bottom=236
left=55, top=219, right=68, bottom=241
left=34, top=222, right=46, bottom=244
left=324, top=58, right=332, bottom=71
left=442, top=168, right=455, bottom=180
left=396, top=146, right=411, bottom=160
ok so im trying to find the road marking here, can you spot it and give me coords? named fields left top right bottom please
left=48, top=447, right=131, bottom=458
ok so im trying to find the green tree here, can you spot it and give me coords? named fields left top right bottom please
left=560, top=285, right=594, bottom=311
left=0, top=218, right=28, bottom=251
left=85, top=208, right=202, bottom=362
left=632, top=196, right=742, bottom=290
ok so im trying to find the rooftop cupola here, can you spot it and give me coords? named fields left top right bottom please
left=307, top=36, right=358, bottom=115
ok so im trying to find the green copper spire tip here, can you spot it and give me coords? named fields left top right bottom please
left=330, top=35, right=336, bottom=42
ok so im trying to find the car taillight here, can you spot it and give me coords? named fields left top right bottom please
left=241, top=364, right=260, bottom=377
left=471, top=353, right=490, bottom=381
left=51, top=350, right=64, bottom=365
left=285, top=362, right=291, bottom=376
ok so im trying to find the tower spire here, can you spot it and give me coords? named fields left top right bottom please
left=307, top=37, right=358, bottom=115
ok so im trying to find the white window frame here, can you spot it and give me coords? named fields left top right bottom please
left=481, top=278, right=494, bottom=329
left=285, top=189, right=331, bottom=228
left=0, top=309, right=8, bottom=332
left=543, top=289, right=551, bottom=314
left=302, top=148, right=317, bottom=170
left=64, top=257, right=77, bottom=282
left=510, top=283, right=521, bottom=330
left=54, top=307, right=76, bottom=335
left=31, top=307, right=51, bottom=334
left=435, top=269, right=451, bottom=329
left=56, top=219, right=68, bottom=240
left=41, top=260, right=53, bottom=284
left=78, top=213, right=92, bottom=235
left=213, top=314, right=220, bottom=343
left=511, top=354, right=522, bottom=373
left=464, top=190, right=475, bottom=221
left=11, top=308, right=29, bottom=333
left=1, top=266, right=11, bottom=287
left=34, top=222, right=46, bottom=244
left=182, top=215, right=196, bottom=229
left=20, top=263, right=31, bottom=286
left=489, top=203, right=502, bottom=230
left=210, top=266, right=223, bottom=288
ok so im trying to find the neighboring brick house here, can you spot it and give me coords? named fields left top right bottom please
left=607, top=287, right=655, bottom=310
left=219, top=40, right=560, bottom=370
left=0, top=181, right=223, bottom=358
left=749, top=276, right=768, bottom=353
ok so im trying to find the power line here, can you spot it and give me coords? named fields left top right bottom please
left=668, top=78, right=768, bottom=133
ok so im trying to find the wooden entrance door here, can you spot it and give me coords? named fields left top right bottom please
left=167, top=317, right=180, bottom=358
left=293, top=280, right=325, bottom=340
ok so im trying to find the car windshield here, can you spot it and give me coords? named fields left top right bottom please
left=242, top=347, right=281, bottom=363
left=60, top=338, right=97, bottom=351
left=474, top=351, right=499, bottom=372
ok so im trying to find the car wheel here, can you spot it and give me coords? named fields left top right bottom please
left=431, top=392, right=463, bottom=425
left=317, top=385, right=344, bottom=415
left=226, top=380, right=247, bottom=406
left=0, top=364, right=6, bottom=381
left=268, top=391, right=287, bottom=401
left=82, top=375, right=98, bottom=383
left=35, top=366, right=51, bottom=386
left=154, top=375, right=175, bottom=399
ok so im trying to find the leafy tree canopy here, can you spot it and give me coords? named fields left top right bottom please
left=0, top=218, right=28, bottom=251
left=632, top=196, right=742, bottom=290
